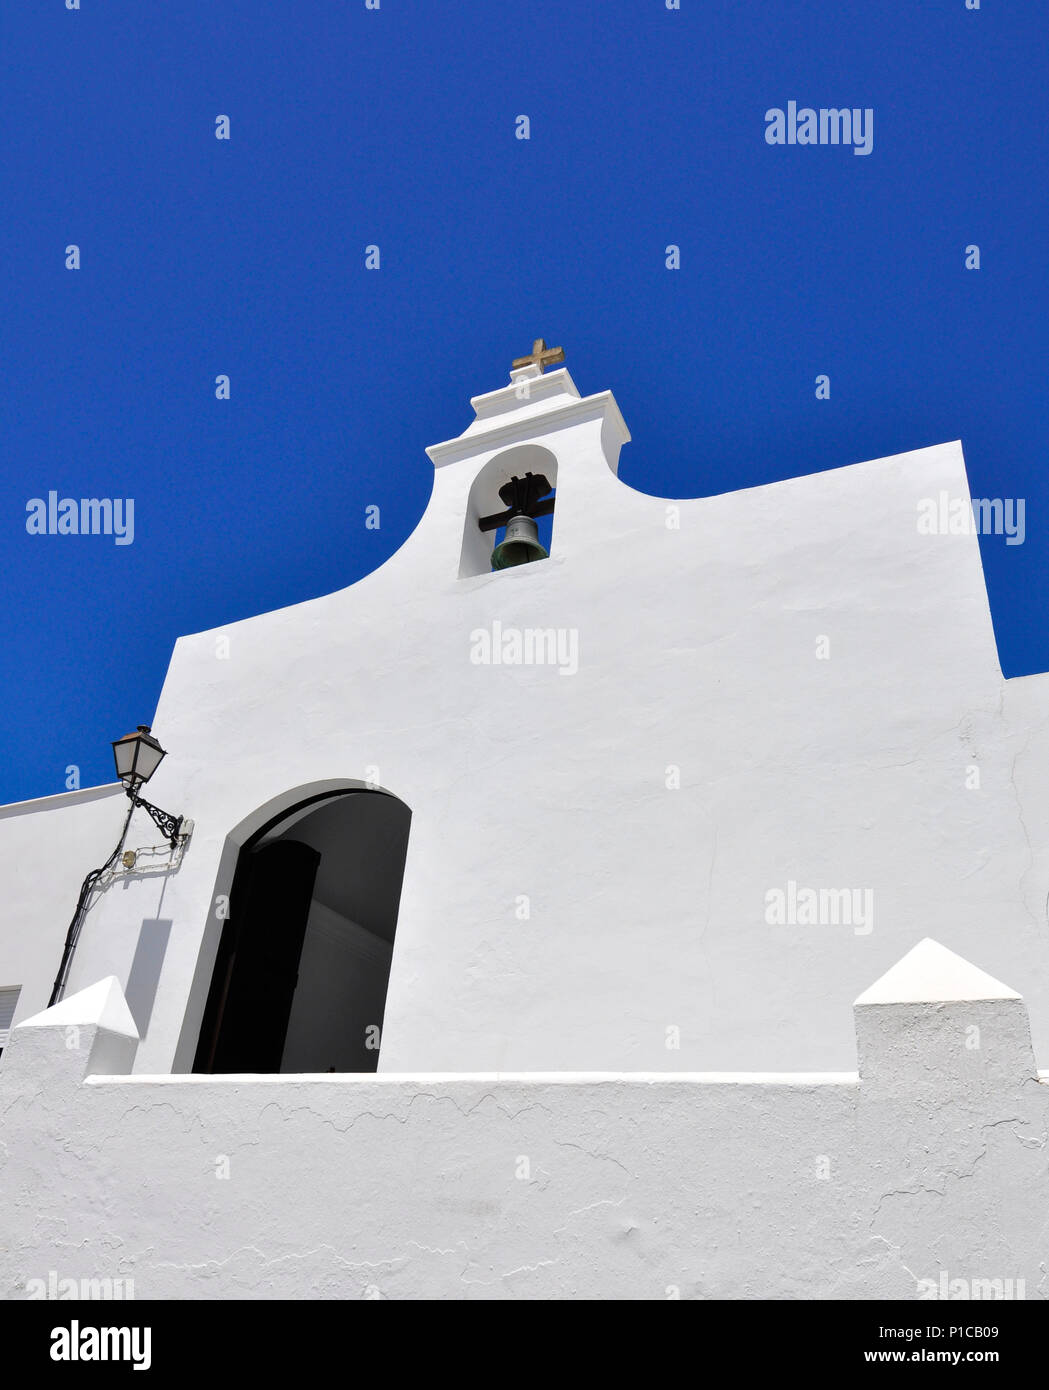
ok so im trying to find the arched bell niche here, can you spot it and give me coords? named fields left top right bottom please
left=459, top=444, right=558, bottom=578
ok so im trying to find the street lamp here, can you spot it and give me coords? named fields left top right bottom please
left=111, top=724, right=166, bottom=789
left=110, top=725, right=183, bottom=846
left=48, top=724, right=186, bottom=1006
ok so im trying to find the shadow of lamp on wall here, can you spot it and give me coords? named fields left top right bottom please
left=48, top=725, right=189, bottom=1008
left=125, top=918, right=173, bottom=1040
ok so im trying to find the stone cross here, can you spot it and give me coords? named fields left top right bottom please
left=511, top=338, right=565, bottom=373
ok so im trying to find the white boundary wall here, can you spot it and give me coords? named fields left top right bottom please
left=1, top=941, right=1045, bottom=1301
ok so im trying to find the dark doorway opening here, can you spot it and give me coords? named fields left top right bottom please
left=194, top=789, right=411, bottom=1073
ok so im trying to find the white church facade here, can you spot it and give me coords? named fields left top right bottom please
left=2, top=351, right=1049, bottom=1299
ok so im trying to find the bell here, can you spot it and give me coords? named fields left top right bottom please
left=491, top=513, right=549, bottom=570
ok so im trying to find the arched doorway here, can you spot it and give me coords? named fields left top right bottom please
left=192, top=787, right=411, bottom=1073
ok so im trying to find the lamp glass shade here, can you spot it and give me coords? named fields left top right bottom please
left=111, top=725, right=166, bottom=787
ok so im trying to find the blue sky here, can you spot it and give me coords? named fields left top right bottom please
left=2, top=0, right=1047, bottom=804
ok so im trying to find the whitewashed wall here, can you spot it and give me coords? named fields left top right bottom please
left=1, top=366, right=1048, bottom=1077
left=0, top=942, right=1044, bottom=1301
left=0, top=784, right=126, bottom=1035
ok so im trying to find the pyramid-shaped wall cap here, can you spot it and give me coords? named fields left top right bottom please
left=17, top=976, right=140, bottom=1040
left=854, top=938, right=1020, bottom=1007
